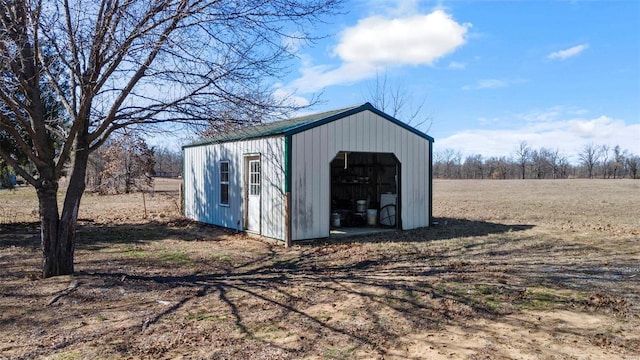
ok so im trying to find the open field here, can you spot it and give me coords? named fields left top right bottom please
left=1, top=178, right=639, bottom=359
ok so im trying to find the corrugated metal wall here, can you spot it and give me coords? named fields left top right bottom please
left=183, top=136, right=286, bottom=240
left=290, top=110, right=430, bottom=240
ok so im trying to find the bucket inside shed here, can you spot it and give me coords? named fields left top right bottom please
left=329, top=151, right=399, bottom=234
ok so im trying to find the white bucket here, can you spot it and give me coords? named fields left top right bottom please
left=367, top=209, right=377, bottom=225
left=356, top=200, right=367, bottom=212
left=331, top=212, right=341, bottom=227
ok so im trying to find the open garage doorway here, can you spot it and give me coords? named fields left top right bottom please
left=330, top=152, right=400, bottom=237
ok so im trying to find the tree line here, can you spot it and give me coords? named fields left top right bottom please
left=434, top=142, right=639, bottom=180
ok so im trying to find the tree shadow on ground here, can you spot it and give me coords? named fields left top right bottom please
left=0, top=218, right=236, bottom=250
left=2, top=217, right=636, bottom=359
left=63, top=229, right=632, bottom=359
left=1, top=216, right=531, bottom=250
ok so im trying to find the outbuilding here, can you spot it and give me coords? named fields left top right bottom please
left=182, top=103, right=434, bottom=245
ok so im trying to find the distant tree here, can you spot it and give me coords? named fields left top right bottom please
left=154, top=147, right=182, bottom=178
left=434, top=149, right=462, bottom=179
left=599, top=145, right=611, bottom=179
left=626, top=155, right=640, bottom=179
left=462, top=154, right=483, bottom=179
left=556, top=155, right=571, bottom=179
left=0, top=0, right=341, bottom=278
left=578, top=143, right=601, bottom=179
left=99, top=132, right=155, bottom=194
left=364, top=71, right=432, bottom=132
left=486, top=156, right=510, bottom=179
left=531, top=149, right=548, bottom=179
left=611, top=145, right=626, bottom=179
left=86, top=148, right=107, bottom=193
left=0, top=162, right=15, bottom=188
left=514, top=141, right=531, bottom=179
left=543, top=148, right=567, bottom=179
left=438, top=149, right=462, bottom=179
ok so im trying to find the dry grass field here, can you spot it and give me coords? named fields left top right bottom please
left=1, top=178, right=639, bottom=359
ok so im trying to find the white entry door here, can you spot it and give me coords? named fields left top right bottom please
left=246, top=159, right=261, bottom=233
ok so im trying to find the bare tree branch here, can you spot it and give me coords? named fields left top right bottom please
left=0, top=0, right=342, bottom=277
left=363, top=70, right=432, bottom=132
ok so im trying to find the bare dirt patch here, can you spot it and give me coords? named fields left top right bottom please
left=1, top=178, right=638, bottom=359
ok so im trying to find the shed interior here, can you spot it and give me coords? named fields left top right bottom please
left=330, top=152, right=399, bottom=229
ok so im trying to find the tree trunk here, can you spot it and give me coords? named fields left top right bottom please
left=37, top=180, right=71, bottom=278
left=39, top=177, right=81, bottom=278
left=39, top=136, right=90, bottom=278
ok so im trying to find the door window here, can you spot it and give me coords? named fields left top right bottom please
left=249, top=160, right=260, bottom=196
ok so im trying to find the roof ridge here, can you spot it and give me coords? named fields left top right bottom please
left=182, top=102, right=433, bottom=149
left=183, top=103, right=369, bottom=148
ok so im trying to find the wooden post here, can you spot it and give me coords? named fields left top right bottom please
left=142, top=190, right=147, bottom=219
left=179, top=181, right=184, bottom=214
left=285, top=192, right=291, bottom=247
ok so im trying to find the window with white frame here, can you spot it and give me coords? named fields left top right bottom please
left=220, top=161, right=229, bottom=205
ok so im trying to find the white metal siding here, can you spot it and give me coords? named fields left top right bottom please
left=290, top=110, right=431, bottom=240
left=183, top=136, right=286, bottom=240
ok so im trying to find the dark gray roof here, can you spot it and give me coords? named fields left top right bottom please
left=183, top=103, right=433, bottom=148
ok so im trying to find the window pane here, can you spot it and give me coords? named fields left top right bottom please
left=220, top=162, right=229, bottom=182
left=221, top=184, right=229, bottom=204
left=220, top=161, right=229, bottom=204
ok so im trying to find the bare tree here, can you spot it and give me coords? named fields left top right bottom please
left=514, top=141, right=531, bottom=179
left=364, top=71, right=432, bottom=132
left=578, top=143, right=601, bottom=179
left=99, top=131, right=155, bottom=194
left=0, top=0, right=341, bottom=277
left=485, top=156, right=510, bottom=179
left=154, top=147, right=182, bottom=178
left=462, top=154, right=483, bottom=179
left=611, top=145, right=626, bottom=179
left=544, top=148, right=567, bottom=179
left=626, top=155, right=640, bottom=179
left=599, top=145, right=611, bottom=179
left=531, top=149, right=548, bottom=179
left=435, top=149, right=462, bottom=179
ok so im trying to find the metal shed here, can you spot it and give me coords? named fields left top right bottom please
left=182, top=103, right=434, bottom=244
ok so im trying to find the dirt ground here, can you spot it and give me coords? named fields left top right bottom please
left=0, top=178, right=638, bottom=359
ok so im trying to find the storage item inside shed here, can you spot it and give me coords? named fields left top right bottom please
left=330, top=152, right=398, bottom=227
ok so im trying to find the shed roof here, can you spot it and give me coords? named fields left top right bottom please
left=183, top=102, right=433, bottom=149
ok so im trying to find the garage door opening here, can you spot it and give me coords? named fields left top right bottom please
left=330, top=152, right=400, bottom=237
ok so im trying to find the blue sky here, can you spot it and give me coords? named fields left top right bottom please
left=273, top=0, right=640, bottom=162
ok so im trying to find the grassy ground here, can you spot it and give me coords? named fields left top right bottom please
left=0, top=178, right=638, bottom=359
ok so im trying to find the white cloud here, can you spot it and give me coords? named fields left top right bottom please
left=289, top=61, right=379, bottom=94
left=335, top=10, right=471, bottom=66
left=514, top=106, right=566, bottom=122
left=547, top=44, right=589, bottom=60
left=272, top=87, right=310, bottom=108
left=282, top=33, right=306, bottom=53
left=566, top=116, right=626, bottom=138
left=462, top=79, right=508, bottom=90
left=436, top=111, right=640, bottom=163
left=448, top=61, right=466, bottom=70
left=289, top=9, right=470, bottom=93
